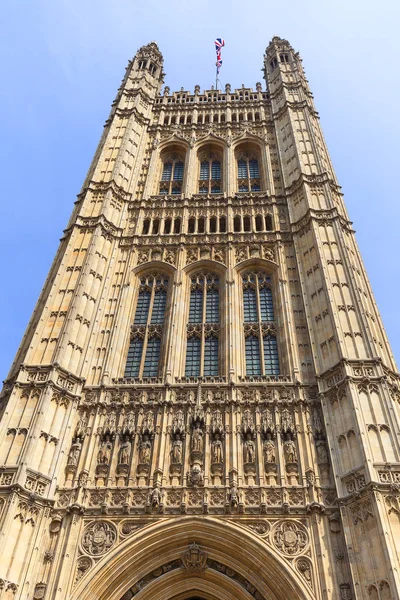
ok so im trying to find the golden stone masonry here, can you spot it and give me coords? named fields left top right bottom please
left=0, top=37, right=399, bottom=600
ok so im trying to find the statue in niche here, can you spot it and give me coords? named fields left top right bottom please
left=316, top=439, right=328, bottom=464
left=263, top=432, right=276, bottom=464
left=283, top=434, right=298, bottom=464
left=67, top=440, right=82, bottom=467
left=139, top=434, right=152, bottom=464
left=171, top=434, right=183, bottom=464
left=211, top=433, right=223, bottom=464
left=243, top=433, right=255, bottom=463
left=191, top=424, right=203, bottom=453
left=97, top=435, right=112, bottom=465
left=118, top=436, right=131, bottom=465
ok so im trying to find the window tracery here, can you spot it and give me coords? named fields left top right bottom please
left=159, top=153, right=184, bottom=195
left=185, top=273, right=220, bottom=377
left=198, top=151, right=222, bottom=194
left=242, top=271, right=279, bottom=376
left=124, top=274, right=169, bottom=378
left=237, top=152, right=261, bottom=192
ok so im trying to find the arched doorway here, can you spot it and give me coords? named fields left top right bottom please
left=71, top=517, right=314, bottom=600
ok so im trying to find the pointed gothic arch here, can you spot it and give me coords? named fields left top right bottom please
left=71, top=517, right=314, bottom=600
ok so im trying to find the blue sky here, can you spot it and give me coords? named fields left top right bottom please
left=1, top=0, right=399, bottom=379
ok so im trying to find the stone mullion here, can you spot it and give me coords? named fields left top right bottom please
left=162, top=408, right=172, bottom=487
left=262, top=127, right=275, bottom=194
left=276, top=242, right=300, bottom=379
left=256, top=281, right=265, bottom=376
left=166, top=264, right=185, bottom=379
left=255, top=408, right=264, bottom=487
left=204, top=410, right=210, bottom=487
left=226, top=133, right=235, bottom=197
left=138, top=285, right=155, bottom=378
left=200, top=282, right=207, bottom=376
left=301, top=403, right=322, bottom=489
left=153, top=406, right=167, bottom=487
left=226, top=249, right=240, bottom=382
left=85, top=406, right=103, bottom=486
left=184, top=145, right=196, bottom=198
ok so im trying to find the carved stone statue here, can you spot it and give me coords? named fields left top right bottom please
left=139, top=434, right=152, bottom=464
left=211, top=433, right=223, bottom=464
left=263, top=433, right=276, bottom=464
left=283, top=435, right=298, bottom=464
left=316, top=439, right=328, bottom=464
left=148, top=485, right=162, bottom=508
left=281, top=409, right=293, bottom=433
left=67, top=441, right=81, bottom=467
left=118, top=436, right=131, bottom=465
left=191, top=424, right=203, bottom=453
left=97, top=435, right=112, bottom=465
left=228, top=483, right=240, bottom=507
left=244, top=433, right=255, bottom=463
left=171, top=434, right=183, bottom=464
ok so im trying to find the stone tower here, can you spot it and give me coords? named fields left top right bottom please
left=0, top=37, right=399, bottom=600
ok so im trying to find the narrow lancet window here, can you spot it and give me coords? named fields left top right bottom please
left=242, top=271, right=279, bottom=377
left=124, top=274, right=169, bottom=379
left=185, top=272, right=220, bottom=378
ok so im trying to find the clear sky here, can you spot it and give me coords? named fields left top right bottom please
left=1, top=0, right=399, bottom=380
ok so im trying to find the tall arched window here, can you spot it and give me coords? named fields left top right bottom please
left=159, top=154, right=185, bottom=195
left=185, top=273, right=220, bottom=377
left=124, top=274, right=169, bottom=379
left=198, top=150, right=222, bottom=194
left=242, top=271, right=279, bottom=376
left=237, top=152, right=261, bottom=192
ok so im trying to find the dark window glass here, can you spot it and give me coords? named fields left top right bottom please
left=124, top=338, right=143, bottom=377
left=189, top=289, right=203, bottom=322
left=142, top=219, right=150, bottom=234
left=211, top=161, right=221, bottom=180
left=134, top=290, right=151, bottom=325
left=238, top=159, right=247, bottom=178
left=185, top=337, right=201, bottom=376
left=151, top=290, right=167, bottom=323
left=143, top=338, right=161, bottom=377
left=204, top=336, right=219, bottom=376
left=161, top=162, right=173, bottom=181
left=200, top=161, right=209, bottom=179
left=206, top=289, right=219, bottom=322
left=259, top=287, right=274, bottom=321
left=263, top=336, right=280, bottom=375
left=243, top=288, right=257, bottom=322
left=174, top=218, right=181, bottom=234
left=173, top=162, right=184, bottom=181
left=245, top=335, right=261, bottom=375
left=249, top=159, right=259, bottom=178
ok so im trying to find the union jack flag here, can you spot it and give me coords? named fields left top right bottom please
left=215, top=38, right=225, bottom=75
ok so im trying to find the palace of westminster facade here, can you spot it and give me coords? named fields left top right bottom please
left=0, top=36, right=400, bottom=600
